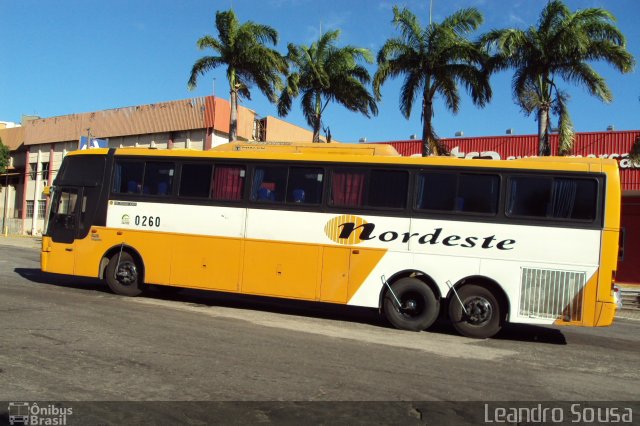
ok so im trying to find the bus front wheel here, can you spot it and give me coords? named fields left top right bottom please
left=383, top=278, right=439, bottom=331
left=449, top=284, right=502, bottom=339
left=105, top=252, right=143, bottom=296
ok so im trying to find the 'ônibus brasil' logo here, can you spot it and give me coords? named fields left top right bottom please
left=324, top=215, right=517, bottom=250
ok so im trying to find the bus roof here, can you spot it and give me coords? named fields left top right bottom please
left=65, top=144, right=618, bottom=173
left=211, top=141, right=401, bottom=156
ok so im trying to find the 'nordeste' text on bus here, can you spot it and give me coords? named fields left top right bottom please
left=336, top=222, right=516, bottom=250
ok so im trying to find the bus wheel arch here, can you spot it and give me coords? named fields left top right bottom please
left=447, top=276, right=509, bottom=339
left=100, top=245, right=145, bottom=296
left=380, top=271, right=441, bottom=332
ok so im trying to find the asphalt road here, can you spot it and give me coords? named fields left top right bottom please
left=0, top=244, right=638, bottom=424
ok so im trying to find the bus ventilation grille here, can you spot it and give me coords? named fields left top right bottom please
left=519, top=268, right=586, bottom=322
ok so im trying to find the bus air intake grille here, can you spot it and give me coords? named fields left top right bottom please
left=519, top=268, right=586, bottom=321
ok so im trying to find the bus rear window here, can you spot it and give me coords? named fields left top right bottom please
left=506, top=176, right=598, bottom=221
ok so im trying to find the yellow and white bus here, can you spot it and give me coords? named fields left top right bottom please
left=41, top=142, right=621, bottom=338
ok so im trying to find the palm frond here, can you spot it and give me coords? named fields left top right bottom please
left=441, top=7, right=483, bottom=35
left=553, top=91, right=574, bottom=155
left=187, top=56, right=224, bottom=90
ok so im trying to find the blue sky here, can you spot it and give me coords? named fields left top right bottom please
left=1, top=0, right=639, bottom=142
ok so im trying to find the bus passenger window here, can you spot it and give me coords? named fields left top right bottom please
left=458, top=174, right=499, bottom=214
left=368, top=170, right=408, bottom=209
left=113, top=161, right=144, bottom=194
left=416, top=172, right=456, bottom=211
left=211, top=165, right=245, bottom=201
left=507, top=176, right=597, bottom=221
left=416, top=172, right=498, bottom=214
left=179, top=163, right=212, bottom=198
left=331, top=170, right=366, bottom=207
left=251, top=166, right=287, bottom=202
left=144, top=162, right=174, bottom=196
left=286, top=167, right=323, bottom=204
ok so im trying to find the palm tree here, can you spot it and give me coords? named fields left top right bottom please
left=188, top=9, right=287, bottom=142
left=373, top=6, right=491, bottom=156
left=277, top=30, right=378, bottom=142
left=481, top=0, right=635, bottom=156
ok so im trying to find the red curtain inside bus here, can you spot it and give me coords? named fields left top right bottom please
left=212, top=166, right=244, bottom=201
left=332, top=171, right=365, bottom=207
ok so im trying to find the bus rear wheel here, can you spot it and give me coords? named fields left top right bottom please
left=383, top=278, right=439, bottom=331
left=449, top=284, right=502, bottom=339
left=105, top=252, right=143, bottom=296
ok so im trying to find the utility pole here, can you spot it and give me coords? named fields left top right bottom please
left=86, top=128, right=92, bottom=148
left=429, top=0, right=433, bottom=25
left=3, top=171, right=8, bottom=236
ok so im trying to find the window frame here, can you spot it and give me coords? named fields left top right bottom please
left=248, top=163, right=326, bottom=207
left=413, top=169, right=502, bottom=217
left=111, top=159, right=176, bottom=198
left=327, top=166, right=410, bottom=212
left=504, top=173, right=602, bottom=225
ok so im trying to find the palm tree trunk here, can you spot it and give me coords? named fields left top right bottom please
left=537, top=107, right=550, bottom=156
left=312, top=119, right=321, bottom=142
left=229, top=89, right=238, bottom=142
left=312, top=92, right=322, bottom=142
left=421, top=86, right=434, bottom=156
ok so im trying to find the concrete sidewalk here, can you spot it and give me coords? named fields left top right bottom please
left=0, top=234, right=41, bottom=249
left=0, top=233, right=638, bottom=321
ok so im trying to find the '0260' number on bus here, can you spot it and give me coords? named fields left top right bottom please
left=135, top=215, right=160, bottom=227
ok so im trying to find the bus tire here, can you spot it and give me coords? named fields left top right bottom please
left=383, top=278, right=439, bottom=331
left=105, top=252, right=143, bottom=296
left=449, top=284, right=502, bottom=339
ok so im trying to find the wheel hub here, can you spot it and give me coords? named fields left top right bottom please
left=464, top=297, right=492, bottom=324
left=116, top=261, right=138, bottom=286
left=402, top=299, right=418, bottom=313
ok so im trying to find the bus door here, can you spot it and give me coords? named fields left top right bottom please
left=45, top=185, right=102, bottom=275
left=45, top=187, right=82, bottom=274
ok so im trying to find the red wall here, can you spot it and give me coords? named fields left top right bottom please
left=619, top=197, right=640, bottom=284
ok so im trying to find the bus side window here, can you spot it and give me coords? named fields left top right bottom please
left=330, top=169, right=366, bottom=208
left=251, top=166, right=287, bottom=202
left=179, top=163, right=213, bottom=198
left=416, top=172, right=456, bottom=211
left=144, top=162, right=174, bottom=196
left=506, top=176, right=597, bottom=221
left=457, top=173, right=499, bottom=214
left=367, top=170, right=408, bottom=209
left=211, top=165, right=245, bottom=201
left=416, top=171, right=498, bottom=215
left=113, top=161, right=144, bottom=194
left=286, top=167, right=323, bottom=204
